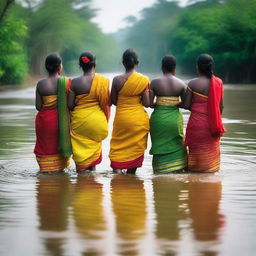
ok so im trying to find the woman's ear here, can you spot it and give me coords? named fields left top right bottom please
left=58, top=64, right=63, bottom=75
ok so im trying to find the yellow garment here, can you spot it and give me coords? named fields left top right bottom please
left=70, top=73, right=109, bottom=170
left=42, top=95, right=57, bottom=108
left=109, top=72, right=150, bottom=162
left=73, top=176, right=106, bottom=239
left=111, top=175, right=146, bottom=240
left=36, top=155, right=70, bottom=172
left=156, top=96, right=180, bottom=106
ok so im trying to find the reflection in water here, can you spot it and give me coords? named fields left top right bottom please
left=187, top=175, right=225, bottom=256
left=0, top=85, right=255, bottom=256
left=152, top=176, right=187, bottom=255
left=111, top=175, right=146, bottom=256
left=36, top=174, right=71, bottom=256
left=72, top=174, right=106, bottom=255
left=73, top=174, right=106, bottom=238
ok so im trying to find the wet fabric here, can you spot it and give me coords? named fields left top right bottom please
left=185, top=91, right=222, bottom=172
left=70, top=73, right=109, bottom=170
left=57, top=76, right=72, bottom=157
left=34, top=94, right=70, bottom=172
left=208, top=75, right=226, bottom=137
left=150, top=97, right=187, bottom=173
left=109, top=72, right=150, bottom=169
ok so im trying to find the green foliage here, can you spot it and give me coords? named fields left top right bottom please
left=26, top=0, right=119, bottom=75
left=118, top=0, right=183, bottom=72
left=118, top=0, right=256, bottom=83
left=0, top=17, right=28, bottom=84
left=0, top=0, right=119, bottom=84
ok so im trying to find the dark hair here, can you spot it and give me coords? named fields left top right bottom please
left=45, top=54, right=62, bottom=74
left=161, top=55, right=176, bottom=73
left=122, top=48, right=139, bottom=70
left=197, top=54, right=214, bottom=78
left=79, top=51, right=96, bottom=72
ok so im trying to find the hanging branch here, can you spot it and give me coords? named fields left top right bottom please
left=0, top=0, right=15, bottom=23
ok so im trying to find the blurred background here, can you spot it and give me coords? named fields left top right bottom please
left=1, top=0, right=256, bottom=85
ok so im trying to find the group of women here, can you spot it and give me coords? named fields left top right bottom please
left=34, top=49, right=226, bottom=174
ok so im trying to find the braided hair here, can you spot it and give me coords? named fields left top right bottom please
left=197, top=54, right=214, bottom=79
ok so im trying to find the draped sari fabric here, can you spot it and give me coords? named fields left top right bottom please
left=150, top=97, right=187, bottom=173
left=34, top=77, right=71, bottom=172
left=109, top=72, right=150, bottom=169
left=208, top=75, right=226, bottom=137
left=57, top=77, right=73, bottom=157
left=70, top=73, right=109, bottom=171
left=185, top=77, right=225, bottom=172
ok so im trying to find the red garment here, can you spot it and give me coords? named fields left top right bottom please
left=185, top=93, right=220, bottom=172
left=34, top=108, right=59, bottom=156
left=76, top=153, right=102, bottom=171
left=208, top=75, right=226, bottom=137
left=110, top=155, right=144, bottom=169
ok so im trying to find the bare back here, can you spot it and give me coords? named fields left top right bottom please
left=188, top=76, right=210, bottom=96
left=151, top=75, right=186, bottom=97
left=110, top=71, right=150, bottom=107
left=150, top=75, right=187, bottom=108
left=36, top=77, right=59, bottom=96
left=35, top=76, right=59, bottom=111
left=70, top=75, right=94, bottom=95
left=68, top=73, right=94, bottom=110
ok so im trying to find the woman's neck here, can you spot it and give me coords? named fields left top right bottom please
left=163, top=71, right=175, bottom=76
left=83, top=69, right=95, bottom=76
left=125, top=68, right=135, bottom=74
left=48, top=73, right=59, bottom=78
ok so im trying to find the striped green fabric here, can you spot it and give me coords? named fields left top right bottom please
left=57, top=76, right=72, bottom=157
left=150, top=105, right=187, bottom=173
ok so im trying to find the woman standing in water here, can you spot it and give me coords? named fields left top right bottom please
left=149, top=55, right=187, bottom=173
left=68, top=51, right=109, bottom=172
left=109, top=48, right=150, bottom=174
left=34, top=54, right=72, bottom=172
left=184, top=54, right=226, bottom=172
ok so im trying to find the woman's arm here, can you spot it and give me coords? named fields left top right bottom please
left=110, top=77, right=118, bottom=106
left=149, top=81, right=156, bottom=108
left=35, top=83, right=42, bottom=111
left=68, top=82, right=76, bottom=110
left=177, top=83, right=187, bottom=109
left=220, top=98, right=224, bottom=114
left=141, top=84, right=150, bottom=107
left=181, top=83, right=193, bottom=110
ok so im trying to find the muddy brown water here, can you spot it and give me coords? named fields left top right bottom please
left=0, top=74, right=255, bottom=256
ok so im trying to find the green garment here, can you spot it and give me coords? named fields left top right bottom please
left=57, top=76, right=72, bottom=157
left=150, top=105, right=187, bottom=173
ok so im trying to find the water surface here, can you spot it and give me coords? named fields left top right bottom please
left=0, top=75, right=255, bottom=256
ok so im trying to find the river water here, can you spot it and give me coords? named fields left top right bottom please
left=0, top=74, right=255, bottom=256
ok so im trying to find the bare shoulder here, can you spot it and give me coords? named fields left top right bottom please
left=188, top=77, right=199, bottom=89
left=36, top=78, right=48, bottom=92
left=151, top=77, right=161, bottom=84
left=173, top=76, right=187, bottom=88
left=150, top=77, right=161, bottom=89
left=37, top=78, right=47, bottom=86
left=71, top=76, right=82, bottom=83
left=112, top=75, right=126, bottom=87
left=70, top=76, right=83, bottom=88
